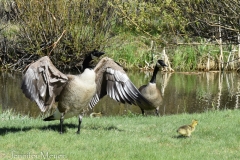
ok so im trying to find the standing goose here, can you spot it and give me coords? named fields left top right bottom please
left=138, top=60, right=167, bottom=116
left=21, top=51, right=153, bottom=134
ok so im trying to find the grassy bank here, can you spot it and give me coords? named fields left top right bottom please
left=1, top=109, right=240, bottom=159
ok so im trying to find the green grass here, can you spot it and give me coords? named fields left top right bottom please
left=105, top=32, right=154, bottom=69
left=1, top=109, right=240, bottom=159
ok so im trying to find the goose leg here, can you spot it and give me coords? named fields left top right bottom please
left=155, top=107, right=159, bottom=116
left=60, top=113, right=64, bottom=134
left=76, top=115, right=83, bottom=134
left=141, top=109, right=145, bottom=116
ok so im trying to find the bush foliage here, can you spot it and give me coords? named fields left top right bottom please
left=13, top=0, right=118, bottom=69
left=0, top=0, right=240, bottom=71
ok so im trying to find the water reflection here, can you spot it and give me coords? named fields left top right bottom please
left=1, top=71, right=240, bottom=118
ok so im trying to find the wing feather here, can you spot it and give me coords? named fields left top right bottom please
left=89, top=94, right=100, bottom=109
left=115, top=82, right=126, bottom=103
left=89, top=57, right=154, bottom=109
left=21, top=56, right=68, bottom=112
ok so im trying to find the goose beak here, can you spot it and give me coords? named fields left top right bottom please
left=161, top=62, right=168, bottom=68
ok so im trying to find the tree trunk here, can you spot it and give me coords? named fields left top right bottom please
left=218, top=17, right=224, bottom=71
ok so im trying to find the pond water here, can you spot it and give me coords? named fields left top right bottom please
left=1, top=70, right=240, bottom=118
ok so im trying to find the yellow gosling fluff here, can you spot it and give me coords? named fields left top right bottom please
left=177, top=120, right=198, bottom=137
left=90, top=112, right=103, bottom=118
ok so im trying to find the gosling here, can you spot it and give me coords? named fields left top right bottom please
left=177, top=120, right=198, bottom=137
left=90, top=112, right=103, bottom=118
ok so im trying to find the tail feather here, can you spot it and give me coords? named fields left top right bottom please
left=43, top=115, right=56, bottom=121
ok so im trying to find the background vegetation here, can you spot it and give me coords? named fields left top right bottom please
left=0, top=0, right=240, bottom=71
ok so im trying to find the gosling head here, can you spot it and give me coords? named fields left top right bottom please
left=191, top=119, right=198, bottom=127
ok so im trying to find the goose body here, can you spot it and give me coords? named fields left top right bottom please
left=177, top=120, right=198, bottom=137
left=53, top=69, right=96, bottom=119
left=21, top=51, right=153, bottom=134
left=139, top=60, right=167, bottom=116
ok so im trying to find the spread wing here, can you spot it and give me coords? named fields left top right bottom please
left=89, top=57, right=154, bottom=109
left=21, top=56, right=68, bottom=112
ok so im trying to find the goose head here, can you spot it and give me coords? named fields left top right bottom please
left=81, top=50, right=105, bottom=72
left=156, top=59, right=168, bottom=68
left=90, top=49, right=105, bottom=60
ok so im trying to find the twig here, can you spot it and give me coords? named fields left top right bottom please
left=220, top=57, right=240, bottom=64
left=48, top=30, right=66, bottom=56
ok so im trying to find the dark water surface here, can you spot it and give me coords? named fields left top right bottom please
left=1, top=71, right=240, bottom=118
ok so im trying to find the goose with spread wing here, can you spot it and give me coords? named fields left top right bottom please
left=21, top=51, right=153, bottom=134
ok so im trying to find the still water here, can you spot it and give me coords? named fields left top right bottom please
left=1, top=71, right=240, bottom=118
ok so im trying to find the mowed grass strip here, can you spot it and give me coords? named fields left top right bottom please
left=1, top=109, right=240, bottom=160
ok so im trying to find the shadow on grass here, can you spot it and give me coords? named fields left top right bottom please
left=172, top=135, right=190, bottom=139
left=39, top=123, right=78, bottom=133
left=0, top=127, right=32, bottom=136
left=0, top=124, right=78, bottom=135
left=84, top=125, right=124, bottom=132
left=0, top=123, right=123, bottom=135
left=40, top=122, right=124, bottom=132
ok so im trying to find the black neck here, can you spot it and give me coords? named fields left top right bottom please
left=150, top=65, right=160, bottom=83
left=81, top=55, right=92, bottom=72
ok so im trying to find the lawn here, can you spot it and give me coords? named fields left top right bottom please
left=1, top=109, right=240, bottom=160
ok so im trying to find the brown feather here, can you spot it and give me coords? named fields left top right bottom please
left=89, top=57, right=154, bottom=109
left=21, top=56, right=68, bottom=112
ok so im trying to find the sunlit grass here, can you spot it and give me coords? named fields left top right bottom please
left=105, top=33, right=154, bottom=69
left=1, top=109, right=240, bottom=159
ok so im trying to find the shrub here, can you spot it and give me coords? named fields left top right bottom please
left=15, top=0, right=117, bottom=69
